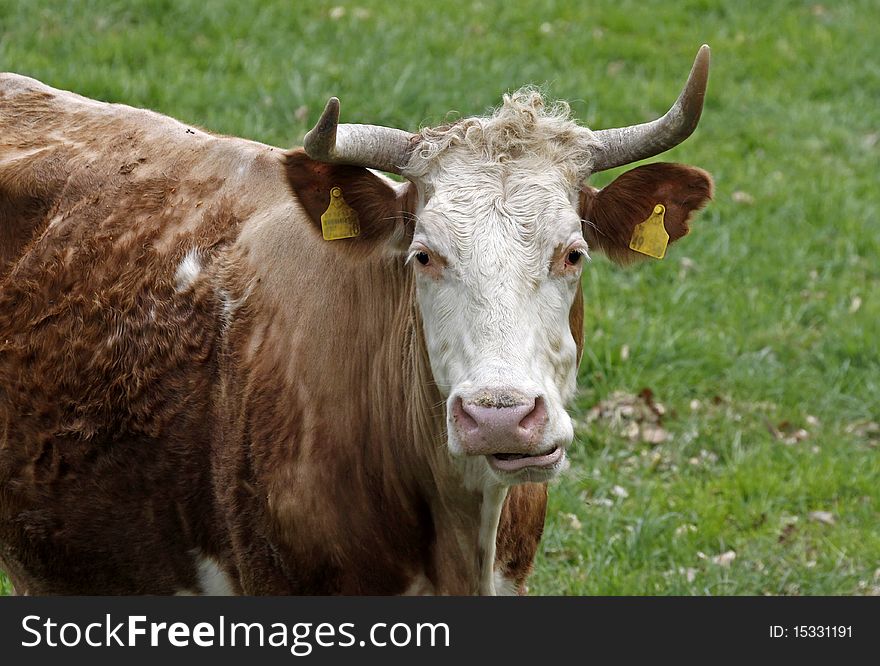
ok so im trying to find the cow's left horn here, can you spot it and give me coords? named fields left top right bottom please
left=303, top=97, right=417, bottom=175
left=589, top=44, right=710, bottom=173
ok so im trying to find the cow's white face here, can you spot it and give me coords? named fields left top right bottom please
left=408, top=150, right=586, bottom=484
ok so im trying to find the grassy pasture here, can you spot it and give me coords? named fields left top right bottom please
left=0, top=0, right=877, bottom=595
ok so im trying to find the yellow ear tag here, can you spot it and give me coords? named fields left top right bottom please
left=321, top=186, right=360, bottom=240
left=629, top=204, right=669, bottom=259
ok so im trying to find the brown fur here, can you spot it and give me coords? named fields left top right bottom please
left=569, top=281, right=585, bottom=365
left=495, top=483, right=548, bottom=593
left=579, top=162, right=714, bottom=264
left=0, top=76, right=253, bottom=594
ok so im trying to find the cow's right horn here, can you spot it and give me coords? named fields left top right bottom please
left=303, top=97, right=417, bottom=175
left=589, top=44, right=710, bottom=173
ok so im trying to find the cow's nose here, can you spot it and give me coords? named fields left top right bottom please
left=451, top=391, right=548, bottom=456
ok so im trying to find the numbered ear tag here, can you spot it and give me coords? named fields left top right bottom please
left=629, top=204, right=669, bottom=259
left=321, top=186, right=360, bottom=240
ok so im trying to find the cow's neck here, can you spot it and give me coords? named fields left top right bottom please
left=371, top=256, right=510, bottom=595
left=242, top=221, right=508, bottom=594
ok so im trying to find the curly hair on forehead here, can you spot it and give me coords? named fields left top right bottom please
left=405, top=87, right=601, bottom=184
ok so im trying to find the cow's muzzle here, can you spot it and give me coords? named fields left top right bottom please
left=451, top=389, right=565, bottom=474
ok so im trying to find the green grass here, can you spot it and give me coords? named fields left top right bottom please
left=1, top=0, right=878, bottom=595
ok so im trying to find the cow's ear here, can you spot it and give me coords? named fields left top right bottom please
left=284, top=148, right=416, bottom=251
left=579, top=162, right=713, bottom=264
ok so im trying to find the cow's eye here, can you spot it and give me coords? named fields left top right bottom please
left=565, top=249, right=583, bottom=266
left=409, top=245, right=445, bottom=274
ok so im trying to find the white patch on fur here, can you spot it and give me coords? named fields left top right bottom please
left=217, top=281, right=254, bottom=332
left=479, top=484, right=508, bottom=595
left=46, top=212, right=65, bottom=230
left=176, top=551, right=235, bottom=595
left=195, top=555, right=235, bottom=596
left=174, top=249, right=202, bottom=292
left=493, top=570, right=519, bottom=596
left=401, top=573, right=436, bottom=596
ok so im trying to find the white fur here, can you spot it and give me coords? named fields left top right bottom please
left=176, top=553, right=236, bottom=596
left=217, top=281, right=254, bottom=332
left=174, top=249, right=202, bottom=292
left=493, top=570, right=519, bottom=596
left=401, top=573, right=436, bottom=596
left=46, top=212, right=64, bottom=230
left=408, top=87, right=599, bottom=184
left=195, top=555, right=236, bottom=596
left=479, top=484, right=508, bottom=595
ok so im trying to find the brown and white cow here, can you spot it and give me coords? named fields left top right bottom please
left=0, top=47, right=713, bottom=595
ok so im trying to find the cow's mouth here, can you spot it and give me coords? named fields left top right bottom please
left=486, top=446, right=563, bottom=473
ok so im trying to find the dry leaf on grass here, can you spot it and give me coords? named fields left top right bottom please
left=679, top=567, right=698, bottom=583
left=767, top=420, right=810, bottom=445
left=688, top=449, right=719, bottom=467
left=808, top=510, right=836, bottom=526
left=586, top=389, right=669, bottom=444
left=846, top=420, right=880, bottom=447
left=640, top=424, right=668, bottom=444
left=712, top=550, right=737, bottom=567
left=778, top=522, right=798, bottom=544
left=562, top=512, right=582, bottom=531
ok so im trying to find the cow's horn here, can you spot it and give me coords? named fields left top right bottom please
left=590, top=44, right=710, bottom=173
left=303, top=97, right=417, bottom=175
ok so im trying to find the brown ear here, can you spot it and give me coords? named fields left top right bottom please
left=579, top=163, right=713, bottom=264
left=284, top=148, right=415, bottom=249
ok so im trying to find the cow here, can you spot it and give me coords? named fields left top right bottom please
left=0, top=46, right=713, bottom=595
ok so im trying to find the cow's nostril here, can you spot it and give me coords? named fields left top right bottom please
left=452, top=396, right=479, bottom=432
left=518, top=396, right=547, bottom=433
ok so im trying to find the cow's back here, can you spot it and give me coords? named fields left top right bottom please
left=0, top=74, right=282, bottom=593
